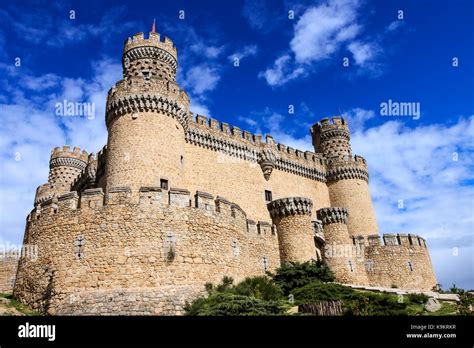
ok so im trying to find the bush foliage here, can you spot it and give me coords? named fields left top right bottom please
left=184, top=261, right=467, bottom=316
left=269, top=260, right=335, bottom=295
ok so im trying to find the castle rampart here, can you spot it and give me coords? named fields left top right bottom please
left=363, top=233, right=436, bottom=290
left=14, top=186, right=279, bottom=315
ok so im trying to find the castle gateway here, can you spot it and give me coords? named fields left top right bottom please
left=14, top=30, right=437, bottom=315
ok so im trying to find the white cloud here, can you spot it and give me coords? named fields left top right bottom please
left=342, top=108, right=375, bottom=132
left=190, top=42, right=225, bottom=59
left=0, top=58, right=118, bottom=246
left=260, top=0, right=388, bottom=87
left=258, top=54, right=305, bottom=87
left=350, top=116, right=474, bottom=289
left=20, top=74, right=60, bottom=91
left=183, top=64, right=221, bottom=95
left=347, top=41, right=378, bottom=65
left=189, top=97, right=211, bottom=117
left=228, top=45, right=258, bottom=62
left=290, top=0, right=361, bottom=64
left=387, top=20, right=403, bottom=32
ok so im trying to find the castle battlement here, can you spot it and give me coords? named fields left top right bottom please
left=188, top=114, right=328, bottom=183
left=28, top=186, right=275, bottom=240
left=364, top=233, right=427, bottom=248
left=50, top=145, right=88, bottom=163
left=124, top=32, right=177, bottom=57
left=312, top=116, right=350, bottom=133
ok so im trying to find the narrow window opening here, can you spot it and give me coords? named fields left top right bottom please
left=348, top=260, right=354, bottom=272
left=160, top=179, right=169, bottom=190
left=265, top=190, right=272, bottom=202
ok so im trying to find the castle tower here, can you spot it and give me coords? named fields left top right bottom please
left=34, top=146, right=88, bottom=205
left=317, top=207, right=368, bottom=285
left=105, top=30, right=190, bottom=197
left=267, top=197, right=316, bottom=263
left=311, top=117, right=378, bottom=238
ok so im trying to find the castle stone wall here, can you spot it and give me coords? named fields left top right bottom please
left=14, top=187, right=279, bottom=315
left=0, top=253, right=19, bottom=293
left=365, top=234, right=437, bottom=290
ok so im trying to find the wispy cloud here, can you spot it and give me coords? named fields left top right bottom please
left=259, top=54, right=305, bottom=87
left=228, top=45, right=258, bottom=62
left=386, top=20, right=404, bottom=32
left=183, top=65, right=221, bottom=96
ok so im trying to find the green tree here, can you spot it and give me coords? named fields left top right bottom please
left=269, top=260, right=335, bottom=295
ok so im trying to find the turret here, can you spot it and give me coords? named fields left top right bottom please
left=104, top=28, right=190, bottom=199
left=311, top=117, right=378, bottom=238
left=317, top=207, right=368, bottom=285
left=267, top=197, right=316, bottom=263
left=311, top=116, right=351, bottom=161
left=35, top=146, right=88, bottom=205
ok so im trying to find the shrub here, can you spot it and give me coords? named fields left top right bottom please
left=292, top=282, right=408, bottom=316
left=407, top=293, right=429, bottom=304
left=184, top=276, right=287, bottom=316
left=232, top=276, right=283, bottom=301
left=184, top=292, right=287, bottom=316
left=269, top=260, right=335, bottom=295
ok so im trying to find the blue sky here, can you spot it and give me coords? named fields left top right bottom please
left=0, top=0, right=473, bottom=289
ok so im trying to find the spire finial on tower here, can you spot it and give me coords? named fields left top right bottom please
left=151, top=18, right=156, bottom=33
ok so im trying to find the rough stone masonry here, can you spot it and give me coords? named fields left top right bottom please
left=11, top=29, right=437, bottom=315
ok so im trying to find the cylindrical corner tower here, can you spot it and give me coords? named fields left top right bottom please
left=35, top=146, right=88, bottom=205
left=105, top=31, right=190, bottom=197
left=317, top=207, right=368, bottom=285
left=311, top=116, right=378, bottom=237
left=267, top=197, right=316, bottom=263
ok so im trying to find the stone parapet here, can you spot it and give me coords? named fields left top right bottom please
left=106, top=92, right=189, bottom=130
left=316, top=207, right=349, bottom=225
left=267, top=197, right=313, bottom=220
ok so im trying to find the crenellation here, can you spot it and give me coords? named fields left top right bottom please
left=196, top=114, right=207, bottom=125
left=247, top=219, right=257, bottom=233
left=195, top=191, right=214, bottom=211
left=209, top=118, right=220, bottom=130
left=81, top=188, right=105, bottom=209
left=383, top=233, right=398, bottom=246
left=169, top=188, right=191, bottom=207
left=257, top=221, right=272, bottom=235
left=106, top=186, right=132, bottom=205
left=57, top=191, right=79, bottom=210
left=243, top=130, right=253, bottom=142
left=221, top=122, right=231, bottom=134
left=139, top=186, right=166, bottom=206
left=367, top=234, right=381, bottom=246
left=232, top=126, right=241, bottom=138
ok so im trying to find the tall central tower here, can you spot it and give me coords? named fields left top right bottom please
left=311, top=117, right=378, bottom=238
left=105, top=30, right=190, bottom=197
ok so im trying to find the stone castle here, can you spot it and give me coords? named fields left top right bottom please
left=12, top=29, right=437, bottom=315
